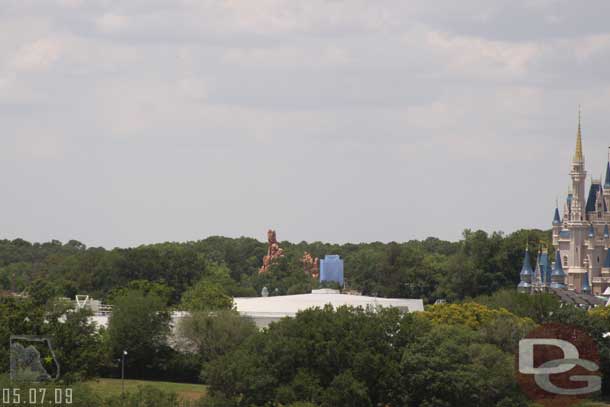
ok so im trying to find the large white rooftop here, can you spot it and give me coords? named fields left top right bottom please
left=234, top=289, right=424, bottom=328
left=86, top=290, right=424, bottom=330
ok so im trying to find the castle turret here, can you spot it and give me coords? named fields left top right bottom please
left=553, top=207, right=562, bottom=246
left=553, top=207, right=562, bottom=226
left=546, top=114, right=610, bottom=295
left=550, top=250, right=567, bottom=289
left=533, top=247, right=551, bottom=289
left=533, top=250, right=543, bottom=289
left=604, top=147, right=610, bottom=208
left=606, top=148, right=610, bottom=188
left=540, top=248, right=551, bottom=287
left=518, top=247, right=533, bottom=292
left=586, top=180, right=604, bottom=217
left=570, top=111, right=587, bottom=222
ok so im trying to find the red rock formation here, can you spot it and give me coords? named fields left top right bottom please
left=301, top=252, right=319, bottom=279
left=259, top=229, right=285, bottom=274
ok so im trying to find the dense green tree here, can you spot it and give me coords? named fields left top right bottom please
left=106, top=289, right=171, bottom=377
left=203, top=305, right=528, bottom=407
left=180, top=280, right=234, bottom=312
left=107, top=279, right=174, bottom=306
left=43, top=308, right=104, bottom=382
left=474, top=288, right=561, bottom=324
left=176, top=310, right=257, bottom=380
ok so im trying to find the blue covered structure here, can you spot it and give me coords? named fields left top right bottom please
left=550, top=250, right=567, bottom=289
left=538, top=250, right=551, bottom=286
left=553, top=207, right=562, bottom=225
left=518, top=248, right=533, bottom=292
left=320, top=255, right=344, bottom=286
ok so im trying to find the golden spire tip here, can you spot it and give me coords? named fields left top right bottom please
left=574, top=106, right=584, bottom=162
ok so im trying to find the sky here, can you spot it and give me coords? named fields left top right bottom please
left=1, top=0, right=610, bottom=248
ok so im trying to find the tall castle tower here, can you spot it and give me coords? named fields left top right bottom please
left=548, top=111, right=610, bottom=295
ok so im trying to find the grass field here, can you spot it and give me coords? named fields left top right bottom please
left=85, top=378, right=207, bottom=401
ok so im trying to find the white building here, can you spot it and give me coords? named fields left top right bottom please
left=234, top=289, right=424, bottom=328
left=85, top=289, right=424, bottom=330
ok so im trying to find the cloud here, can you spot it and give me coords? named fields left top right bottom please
left=425, top=31, right=540, bottom=77
left=0, top=1, right=610, bottom=246
left=12, top=37, right=63, bottom=71
left=96, top=13, right=129, bottom=33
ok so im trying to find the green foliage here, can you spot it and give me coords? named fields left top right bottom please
left=321, top=370, right=371, bottom=407
left=107, top=280, right=174, bottom=306
left=0, top=228, right=552, bottom=306
left=401, top=324, right=526, bottom=406
left=106, top=289, right=171, bottom=377
left=175, top=310, right=257, bottom=379
left=44, top=308, right=104, bottom=382
left=474, top=288, right=561, bottom=324
left=102, top=385, right=181, bottom=407
left=203, top=305, right=529, bottom=406
left=180, top=280, right=234, bottom=312
left=423, top=302, right=533, bottom=330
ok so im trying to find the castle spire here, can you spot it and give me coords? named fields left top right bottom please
left=553, top=206, right=562, bottom=225
left=550, top=249, right=566, bottom=289
left=574, top=107, right=584, bottom=163
left=517, top=246, right=533, bottom=292
left=605, top=147, right=610, bottom=188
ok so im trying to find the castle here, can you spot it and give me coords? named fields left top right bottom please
left=519, top=113, right=610, bottom=296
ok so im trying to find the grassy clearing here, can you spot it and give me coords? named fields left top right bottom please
left=85, top=378, right=207, bottom=401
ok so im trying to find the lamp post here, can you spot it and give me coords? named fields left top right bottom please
left=121, top=350, right=128, bottom=397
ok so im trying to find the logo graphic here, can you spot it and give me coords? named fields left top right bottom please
left=10, top=335, right=60, bottom=382
left=517, top=323, right=601, bottom=406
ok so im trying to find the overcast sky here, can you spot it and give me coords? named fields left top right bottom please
left=1, top=1, right=610, bottom=248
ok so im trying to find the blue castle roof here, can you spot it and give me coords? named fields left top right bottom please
left=605, top=224, right=609, bottom=239
left=520, top=249, right=533, bottom=276
left=539, top=251, right=551, bottom=285
left=550, top=250, right=566, bottom=289
left=605, top=250, right=610, bottom=269
left=606, top=162, right=610, bottom=188
left=589, top=224, right=596, bottom=238
left=551, top=250, right=566, bottom=277
left=586, top=182, right=603, bottom=213
left=553, top=207, right=562, bottom=225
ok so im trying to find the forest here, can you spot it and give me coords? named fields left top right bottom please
left=4, top=229, right=610, bottom=406
left=0, top=228, right=552, bottom=305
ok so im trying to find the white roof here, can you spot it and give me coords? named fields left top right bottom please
left=603, top=287, right=610, bottom=296
left=234, top=290, right=424, bottom=319
left=85, top=291, right=424, bottom=331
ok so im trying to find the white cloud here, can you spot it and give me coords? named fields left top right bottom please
left=96, top=13, right=129, bottom=33
left=1, top=1, right=610, bottom=246
left=11, top=37, right=63, bottom=71
left=425, top=31, right=541, bottom=77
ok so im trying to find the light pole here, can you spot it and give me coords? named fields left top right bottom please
left=121, top=350, right=128, bottom=397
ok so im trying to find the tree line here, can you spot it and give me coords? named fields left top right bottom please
left=0, top=228, right=552, bottom=305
